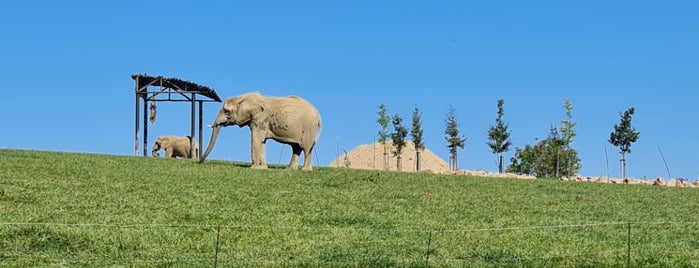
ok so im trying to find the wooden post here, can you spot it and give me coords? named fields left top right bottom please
left=199, top=101, right=204, bottom=159
left=134, top=77, right=140, bottom=156
left=143, top=94, right=148, bottom=156
left=190, top=93, right=196, bottom=158
left=425, top=231, right=433, bottom=266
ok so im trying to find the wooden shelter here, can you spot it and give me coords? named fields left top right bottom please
left=133, top=74, right=222, bottom=158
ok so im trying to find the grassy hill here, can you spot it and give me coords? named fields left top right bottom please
left=1, top=149, right=698, bottom=267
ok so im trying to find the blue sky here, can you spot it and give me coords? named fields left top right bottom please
left=1, top=1, right=697, bottom=180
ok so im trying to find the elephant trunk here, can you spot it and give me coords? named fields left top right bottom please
left=199, top=125, right=222, bottom=163
left=151, top=144, right=160, bottom=157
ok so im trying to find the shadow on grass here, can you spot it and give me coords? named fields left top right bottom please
left=196, top=160, right=292, bottom=170
left=197, top=160, right=250, bottom=168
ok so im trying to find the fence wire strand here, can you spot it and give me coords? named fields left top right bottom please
left=6, top=221, right=687, bottom=232
left=2, top=221, right=697, bottom=266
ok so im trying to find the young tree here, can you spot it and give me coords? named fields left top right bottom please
left=377, top=103, right=390, bottom=170
left=558, top=99, right=577, bottom=176
left=560, top=99, right=576, bottom=146
left=444, top=105, right=466, bottom=171
left=507, top=99, right=581, bottom=178
left=411, top=105, right=425, bottom=171
left=391, top=113, right=408, bottom=171
left=608, top=107, right=640, bottom=179
left=507, top=125, right=581, bottom=178
left=486, top=99, right=512, bottom=173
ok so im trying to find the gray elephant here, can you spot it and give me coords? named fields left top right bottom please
left=152, top=136, right=199, bottom=159
left=199, top=91, right=322, bottom=170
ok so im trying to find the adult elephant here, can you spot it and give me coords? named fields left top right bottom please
left=199, top=91, right=322, bottom=170
left=152, top=136, right=199, bottom=159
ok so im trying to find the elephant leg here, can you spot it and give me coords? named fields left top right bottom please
left=287, top=144, right=302, bottom=170
left=165, top=148, right=173, bottom=158
left=258, top=141, right=268, bottom=168
left=175, top=147, right=182, bottom=158
left=250, top=132, right=268, bottom=169
left=302, top=144, right=315, bottom=171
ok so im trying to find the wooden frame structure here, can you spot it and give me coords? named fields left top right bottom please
left=133, top=74, right=222, bottom=158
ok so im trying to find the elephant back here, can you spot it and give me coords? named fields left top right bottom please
left=275, top=96, right=320, bottom=123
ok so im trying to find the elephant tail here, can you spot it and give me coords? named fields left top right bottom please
left=194, top=141, right=200, bottom=159
left=314, top=119, right=322, bottom=143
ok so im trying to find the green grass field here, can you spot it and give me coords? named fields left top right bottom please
left=1, top=149, right=698, bottom=267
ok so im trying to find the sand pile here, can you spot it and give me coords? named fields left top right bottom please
left=328, top=141, right=450, bottom=173
left=328, top=141, right=537, bottom=179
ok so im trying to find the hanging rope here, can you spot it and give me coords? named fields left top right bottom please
left=149, top=101, right=157, bottom=124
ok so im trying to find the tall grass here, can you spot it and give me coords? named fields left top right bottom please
left=1, top=149, right=698, bottom=266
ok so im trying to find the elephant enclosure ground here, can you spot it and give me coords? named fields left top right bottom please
left=2, top=149, right=699, bottom=266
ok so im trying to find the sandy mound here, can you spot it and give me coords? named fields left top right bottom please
left=328, top=141, right=537, bottom=179
left=328, top=141, right=450, bottom=173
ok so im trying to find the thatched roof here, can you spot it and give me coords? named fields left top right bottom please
left=132, top=74, right=221, bottom=102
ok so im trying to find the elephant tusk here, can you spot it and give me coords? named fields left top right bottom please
left=207, top=124, right=213, bottom=128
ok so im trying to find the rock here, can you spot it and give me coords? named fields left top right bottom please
left=676, top=179, right=686, bottom=188
left=653, top=177, right=667, bottom=187
left=641, top=180, right=654, bottom=186
left=625, top=178, right=641, bottom=185
left=668, top=179, right=677, bottom=187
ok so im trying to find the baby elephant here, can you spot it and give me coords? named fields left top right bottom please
left=152, top=136, right=199, bottom=159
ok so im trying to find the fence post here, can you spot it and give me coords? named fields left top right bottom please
left=425, top=230, right=433, bottom=266
left=626, top=222, right=631, bottom=268
left=214, top=225, right=221, bottom=268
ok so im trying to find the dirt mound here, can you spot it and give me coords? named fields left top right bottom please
left=328, top=141, right=451, bottom=173
left=328, top=142, right=537, bottom=179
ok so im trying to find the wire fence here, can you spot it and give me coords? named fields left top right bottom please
left=2, top=221, right=698, bottom=267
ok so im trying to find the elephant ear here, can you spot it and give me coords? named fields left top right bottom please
left=159, top=137, right=172, bottom=148
left=237, top=92, right=266, bottom=125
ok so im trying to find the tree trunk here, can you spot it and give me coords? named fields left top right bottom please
left=415, top=151, right=421, bottom=171
left=621, top=154, right=627, bottom=179
left=498, top=153, right=503, bottom=173
left=383, top=151, right=388, bottom=170
left=450, top=150, right=458, bottom=171
left=454, top=150, right=458, bottom=171
left=554, top=149, right=559, bottom=178
left=397, top=155, right=402, bottom=171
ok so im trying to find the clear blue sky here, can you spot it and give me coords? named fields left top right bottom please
left=1, top=1, right=697, bottom=180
